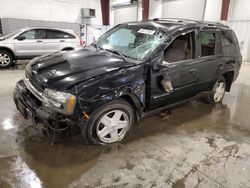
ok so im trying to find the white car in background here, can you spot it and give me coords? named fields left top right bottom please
left=0, top=27, right=83, bottom=67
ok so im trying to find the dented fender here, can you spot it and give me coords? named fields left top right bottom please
left=75, top=64, right=147, bottom=116
left=90, top=84, right=145, bottom=112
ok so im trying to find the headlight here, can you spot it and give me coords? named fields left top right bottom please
left=43, top=89, right=76, bottom=115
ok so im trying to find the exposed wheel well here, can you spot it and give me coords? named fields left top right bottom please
left=120, top=94, right=143, bottom=121
left=0, top=47, right=16, bottom=61
left=61, top=47, right=74, bottom=51
left=223, top=71, right=234, bottom=92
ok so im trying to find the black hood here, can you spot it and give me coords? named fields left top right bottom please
left=26, top=47, right=136, bottom=90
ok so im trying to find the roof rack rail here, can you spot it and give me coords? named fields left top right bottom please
left=153, top=18, right=197, bottom=22
left=201, top=21, right=229, bottom=28
left=152, top=18, right=229, bottom=28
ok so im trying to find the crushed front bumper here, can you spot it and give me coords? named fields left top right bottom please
left=14, top=79, right=75, bottom=129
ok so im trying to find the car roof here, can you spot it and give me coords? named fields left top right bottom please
left=125, top=18, right=231, bottom=35
left=20, top=27, right=75, bottom=33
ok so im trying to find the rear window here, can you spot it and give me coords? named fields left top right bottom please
left=46, top=29, right=75, bottom=39
left=200, top=32, right=216, bottom=57
left=61, top=31, right=75, bottom=39
left=221, top=30, right=240, bottom=55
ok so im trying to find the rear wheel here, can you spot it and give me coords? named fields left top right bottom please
left=82, top=99, right=135, bottom=145
left=0, top=50, right=14, bottom=68
left=207, top=77, right=226, bottom=103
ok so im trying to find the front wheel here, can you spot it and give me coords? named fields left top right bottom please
left=207, top=77, right=226, bottom=103
left=82, top=99, right=135, bottom=145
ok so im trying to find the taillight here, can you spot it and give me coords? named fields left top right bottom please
left=80, top=38, right=85, bottom=46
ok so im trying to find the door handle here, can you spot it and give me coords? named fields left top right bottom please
left=189, top=68, right=197, bottom=74
left=218, top=63, right=224, bottom=68
left=60, top=40, right=65, bottom=42
left=36, top=40, right=43, bottom=42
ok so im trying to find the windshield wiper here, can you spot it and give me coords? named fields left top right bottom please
left=92, top=44, right=128, bottom=62
left=91, top=43, right=100, bottom=50
left=104, top=49, right=128, bottom=62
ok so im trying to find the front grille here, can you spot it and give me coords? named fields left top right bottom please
left=28, top=91, right=42, bottom=106
left=30, top=78, right=44, bottom=92
left=25, top=72, right=44, bottom=92
left=16, top=80, right=42, bottom=110
left=24, top=76, right=46, bottom=104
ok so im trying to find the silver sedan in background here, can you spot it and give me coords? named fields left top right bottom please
left=0, top=27, right=83, bottom=67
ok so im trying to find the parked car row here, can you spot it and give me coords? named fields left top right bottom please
left=0, top=27, right=83, bottom=67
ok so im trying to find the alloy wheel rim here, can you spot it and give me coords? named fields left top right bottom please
left=0, top=53, right=11, bottom=66
left=213, top=81, right=225, bottom=102
left=96, top=110, right=130, bottom=143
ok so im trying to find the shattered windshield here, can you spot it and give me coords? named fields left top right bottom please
left=96, top=24, right=168, bottom=61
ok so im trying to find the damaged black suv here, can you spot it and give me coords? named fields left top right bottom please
left=14, top=19, right=242, bottom=144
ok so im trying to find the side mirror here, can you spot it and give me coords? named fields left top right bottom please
left=15, top=35, right=25, bottom=41
left=152, top=51, right=164, bottom=70
left=159, top=61, right=172, bottom=68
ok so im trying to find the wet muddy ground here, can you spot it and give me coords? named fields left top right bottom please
left=1, top=61, right=250, bottom=188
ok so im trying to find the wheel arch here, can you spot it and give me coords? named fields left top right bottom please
left=61, top=47, right=74, bottom=51
left=0, top=47, right=16, bottom=61
left=223, top=71, right=234, bottom=92
left=84, top=89, right=144, bottom=122
left=120, top=94, right=144, bottom=121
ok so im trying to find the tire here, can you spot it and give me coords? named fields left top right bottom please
left=0, top=50, right=14, bottom=68
left=82, top=99, right=135, bottom=145
left=207, top=76, right=226, bottom=104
